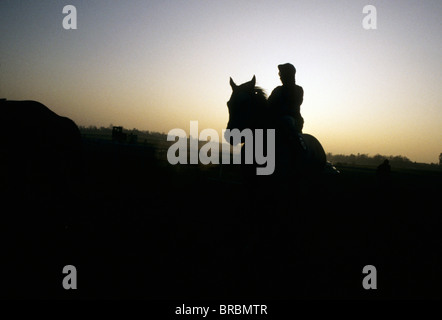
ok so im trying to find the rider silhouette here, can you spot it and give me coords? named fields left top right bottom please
left=268, top=63, right=306, bottom=149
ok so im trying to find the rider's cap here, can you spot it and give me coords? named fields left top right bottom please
left=278, top=63, right=296, bottom=77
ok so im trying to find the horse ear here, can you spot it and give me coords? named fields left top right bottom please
left=230, top=77, right=237, bottom=90
left=251, top=75, right=256, bottom=87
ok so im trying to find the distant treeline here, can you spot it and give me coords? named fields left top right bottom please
left=79, top=125, right=168, bottom=142
left=79, top=125, right=441, bottom=170
left=327, top=153, right=440, bottom=171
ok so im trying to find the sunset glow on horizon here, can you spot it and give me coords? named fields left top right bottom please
left=1, top=0, right=441, bottom=163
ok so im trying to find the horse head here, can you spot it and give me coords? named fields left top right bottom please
left=225, top=76, right=268, bottom=145
left=226, top=75, right=256, bottom=132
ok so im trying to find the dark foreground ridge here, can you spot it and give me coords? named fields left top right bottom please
left=1, top=129, right=441, bottom=300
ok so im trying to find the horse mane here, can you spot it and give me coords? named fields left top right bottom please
left=253, top=86, right=267, bottom=100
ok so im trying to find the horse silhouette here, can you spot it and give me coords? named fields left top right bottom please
left=0, top=99, right=83, bottom=298
left=225, top=76, right=327, bottom=181
left=0, top=99, right=82, bottom=203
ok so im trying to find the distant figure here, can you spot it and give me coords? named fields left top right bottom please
left=268, top=63, right=305, bottom=149
left=376, top=159, right=391, bottom=188
left=112, top=126, right=127, bottom=142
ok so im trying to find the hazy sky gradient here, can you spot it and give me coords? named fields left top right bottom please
left=1, top=0, right=441, bottom=163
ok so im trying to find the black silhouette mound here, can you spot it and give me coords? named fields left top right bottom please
left=0, top=99, right=82, bottom=202
left=225, top=76, right=327, bottom=180
left=1, top=99, right=83, bottom=298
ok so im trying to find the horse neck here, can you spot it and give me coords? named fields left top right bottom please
left=252, top=103, right=274, bottom=131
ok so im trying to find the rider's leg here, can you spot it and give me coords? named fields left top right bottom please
left=281, top=115, right=296, bottom=138
left=281, top=115, right=306, bottom=151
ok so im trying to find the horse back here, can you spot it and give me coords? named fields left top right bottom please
left=1, top=99, right=82, bottom=196
left=272, top=132, right=326, bottom=178
left=1, top=99, right=81, bottom=148
left=300, top=133, right=326, bottom=170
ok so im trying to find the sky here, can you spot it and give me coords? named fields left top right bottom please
left=1, top=0, right=441, bottom=163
